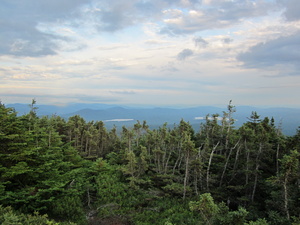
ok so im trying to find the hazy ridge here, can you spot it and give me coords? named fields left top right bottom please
left=7, top=103, right=300, bottom=136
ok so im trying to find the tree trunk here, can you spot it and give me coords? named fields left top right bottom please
left=251, top=143, right=263, bottom=202
left=183, top=151, right=190, bottom=199
left=164, top=148, right=172, bottom=174
left=206, top=141, right=220, bottom=190
left=251, top=164, right=259, bottom=202
left=194, top=171, right=199, bottom=195
left=276, top=143, right=280, bottom=176
left=228, top=145, right=242, bottom=184
left=283, top=174, right=290, bottom=220
left=173, top=145, right=182, bottom=175
left=220, top=138, right=241, bottom=186
left=245, top=140, right=250, bottom=186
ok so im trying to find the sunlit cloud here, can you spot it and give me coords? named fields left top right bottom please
left=0, top=0, right=300, bottom=107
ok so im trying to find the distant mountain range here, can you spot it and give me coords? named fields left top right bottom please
left=7, top=103, right=300, bottom=136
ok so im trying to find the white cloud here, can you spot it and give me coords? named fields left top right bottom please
left=1, top=0, right=300, bottom=107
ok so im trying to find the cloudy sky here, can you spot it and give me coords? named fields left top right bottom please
left=1, top=0, right=300, bottom=107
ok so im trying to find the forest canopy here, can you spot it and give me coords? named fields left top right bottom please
left=0, top=101, right=300, bottom=225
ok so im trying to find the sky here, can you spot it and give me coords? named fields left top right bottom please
left=0, top=0, right=300, bottom=108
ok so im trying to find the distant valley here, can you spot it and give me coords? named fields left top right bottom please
left=7, top=103, right=300, bottom=136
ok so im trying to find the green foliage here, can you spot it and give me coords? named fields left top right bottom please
left=189, top=195, right=267, bottom=225
left=133, top=197, right=201, bottom=225
left=92, top=158, right=134, bottom=216
left=245, top=218, right=269, bottom=225
left=216, top=202, right=249, bottom=225
left=163, top=182, right=185, bottom=196
left=1, top=101, right=300, bottom=224
left=51, top=195, right=85, bottom=224
left=0, top=205, right=76, bottom=225
left=223, top=207, right=248, bottom=225
left=189, top=193, right=219, bottom=224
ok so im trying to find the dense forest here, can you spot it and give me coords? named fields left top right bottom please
left=1, top=100, right=300, bottom=225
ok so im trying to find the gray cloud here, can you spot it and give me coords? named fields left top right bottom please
left=110, top=90, right=136, bottom=95
left=1, top=29, right=59, bottom=57
left=177, top=49, right=194, bottom=61
left=223, top=38, right=233, bottom=44
left=92, top=1, right=136, bottom=32
left=91, top=0, right=195, bottom=32
left=134, top=1, right=161, bottom=17
left=0, top=0, right=90, bottom=57
left=215, top=0, right=272, bottom=20
left=0, top=0, right=288, bottom=57
left=278, top=0, right=300, bottom=21
left=160, top=0, right=276, bottom=35
left=88, top=0, right=277, bottom=35
left=194, top=37, right=208, bottom=48
left=0, top=92, right=120, bottom=104
left=237, top=32, right=300, bottom=70
left=160, top=61, right=179, bottom=72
